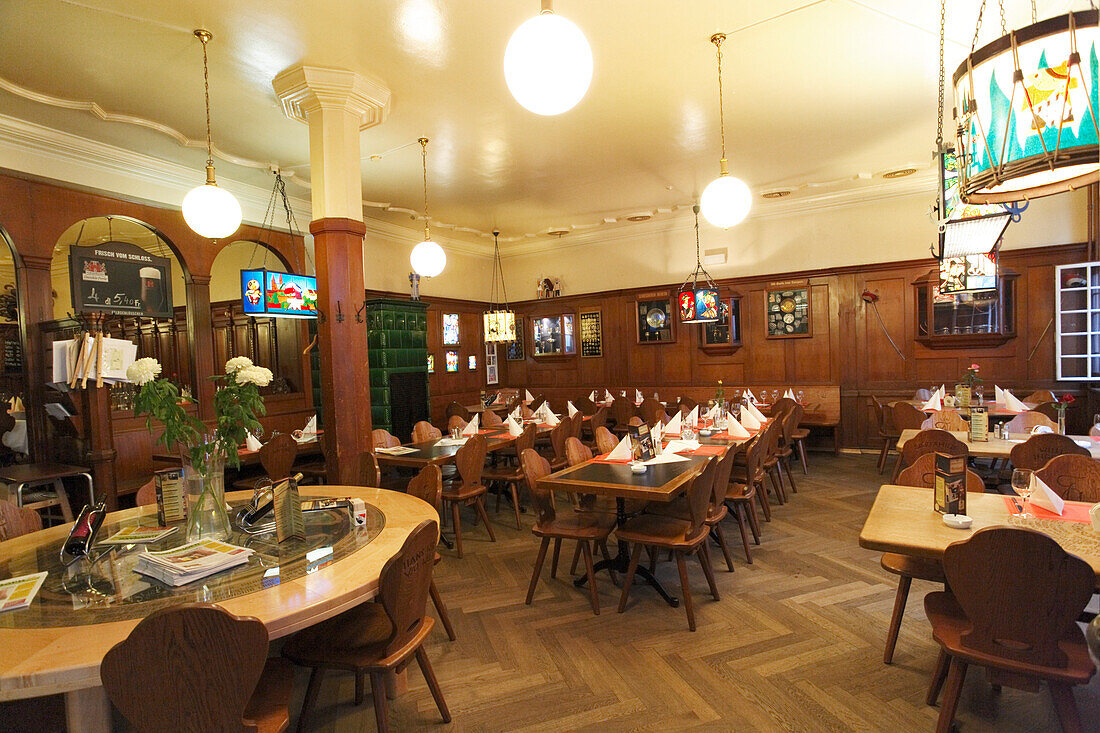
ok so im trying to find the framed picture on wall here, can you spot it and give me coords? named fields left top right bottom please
left=485, top=342, right=499, bottom=385
left=702, top=295, right=743, bottom=353
left=506, top=317, right=525, bottom=361
left=579, top=310, right=602, bottom=357
left=468, top=355, right=477, bottom=370
left=442, top=313, right=460, bottom=345
left=636, top=292, right=675, bottom=344
left=765, top=280, right=811, bottom=338
left=532, top=314, right=576, bottom=356
left=427, top=354, right=434, bottom=373
left=445, top=351, right=458, bottom=372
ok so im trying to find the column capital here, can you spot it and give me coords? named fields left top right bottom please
left=272, top=65, right=391, bottom=130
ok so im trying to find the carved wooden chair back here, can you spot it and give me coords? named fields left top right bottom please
left=358, top=451, right=381, bottom=488
left=404, top=465, right=443, bottom=512
left=611, top=399, right=636, bottom=427
left=900, top=429, right=968, bottom=469
left=101, top=604, right=270, bottom=733
left=1009, top=433, right=1090, bottom=472
left=529, top=395, right=547, bottom=413
left=589, top=406, right=608, bottom=433
left=549, top=420, right=570, bottom=462
left=445, top=401, right=470, bottom=421
left=926, top=410, right=969, bottom=432
left=570, top=412, right=584, bottom=440
left=897, top=453, right=986, bottom=493
left=259, top=433, right=297, bottom=481
left=1023, top=390, right=1057, bottom=405
left=378, top=520, right=438, bottom=649
left=594, top=426, right=617, bottom=455
left=1035, top=454, right=1100, bottom=503
left=135, top=479, right=157, bottom=507
left=481, top=410, right=503, bottom=427
left=574, top=396, right=597, bottom=415
left=943, top=527, right=1094, bottom=669
left=1003, top=410, right=1058, bottom=434
left=446, top=415, right=467, bottom=433
left=519, top=448, right=556, bottom=526
left=453, top=434, right=487, bottom=489
left=0, top=498, right=42, bottom=541
left=372, top=429, right=400, bottom=450
left=685, top=458, right=717, bottom=537
left=892, top=401, right=929, bottom=432
left=1031, top=402, right=1060, bottom=422
left=638, top=398, right=664, bottom=426
left=411, top=420, right=442, bottom=443
left=677, top=396, right=698, bottom=413
left=565, top=436, right=592, bottom=467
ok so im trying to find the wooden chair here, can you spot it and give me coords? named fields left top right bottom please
left=283, top=521, right=451, bottom=733
left=134, top=478, right=156, bottom=507
left=445, top=401, right=470, bottom=421
left=638, top=397, right=664, bottom=426
left=1008, top=433, right=1090, bottom=472
left=441, top=434, right=495, bottom=558
left=891, top=429, right=968, bottom=482
left=359, top=451, right=381, bottom=488
left=101, top=604, right=293, bottom=733
left=481, top=424, right=537, bottom=529
left=925, top=527, right=1095, bottom=733
left=729, top=432, right=771, bottom=523
left=593, top=425, right=617, bottom=455
left=481, top=409, right=503, bottom=427
left=924, top=410, right=967, bottom=432
left=773, top=399, right=803, bottom=494
left=610, top=399, right=637, bottom=435
left=873, top=396, right=901, bottom=474
left=1032, top=401, right=1061, bottom=422
left=232, top=433, right=298, bottom=491
left=586, top=406, right=608, bottom=447
left=411, top=420, right=441, bottom=443
left=372, top=429, right=400, bottom=450
left=519, top=449, right=616, bottom=615
left=879, top=456, right=986, bottom=664
left=564, top=436, right=591, bottom=467
left=1003, top=410, right=1058, bottom=434
left=891, top=401, right=928, bottom=432
left=758, top=418, right=788, bottom=505
left=1023, top=389, right=1058, bottom=404
left=446, top=415, right=467, bottom=433
left=569, top=412, right=584, bottom=441
left=542, top=420, right=570, bottom=471
left=574, top=395, right=598, bottom=415
left=1035, top=454, right=1100, bottom=502
left=677, top=396, right=698, bottom=412
left=0, top=498, right=42, bottom=541
left=616, top=457, right=721, bottom=631
left=529, top=394, right=547, bottom=413
left=403, top=465, right=457, bottom=641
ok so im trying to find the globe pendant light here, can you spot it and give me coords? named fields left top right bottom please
left=483, top=230, right=517, bottom=343
left=504, top=0, right=593, bottom=116
left=678, top=205, right=721, bottom=324
left=181, top=29, right=242, bottom=240
left=699, top=33, right=752, bottom=229
left=410, top=137, right=447, bottom=278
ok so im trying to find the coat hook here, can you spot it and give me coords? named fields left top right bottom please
left=317, top=308, right=327, bottom=324
left=355, top=300, right=367, bottom=323
left=336, top=301, right=345, bottom=323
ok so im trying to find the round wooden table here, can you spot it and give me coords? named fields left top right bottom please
left=0, top=486, right=437, bottom=733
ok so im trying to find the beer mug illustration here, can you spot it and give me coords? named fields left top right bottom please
left=140, top=267, right=166, bottom=314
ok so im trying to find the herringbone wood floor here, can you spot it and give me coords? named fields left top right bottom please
left=288, top=454, right=1100, bottom=732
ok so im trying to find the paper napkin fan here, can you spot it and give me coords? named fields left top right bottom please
left=685, top=406, right=699, bottom=428
left=726, top=417, right=751, bottom=438
left=740, top=406, right=761, bottom=430
left=606, top=435, right=632, bottom=461
left=922, top=392, right=942, bottom=411
left=567, top=401, right=579, bottom=417
left=461, top=413, right=480, bottom=436
left=784, top=388, right=795, bottom=399
left=525, top=389, right=535, bottom=403
left=1028, top=473, right=1065, bottom=515
left=665, top=411, right=682, bottom=435
left=504, top=416, right=523, bottom=437
left=1003, top=390, right=1029, bottom=412
left=994, top=385, right=1004, bottom=404
left=747, top=401, right=767, bottom=424
left=245, top=433, right=263, bottom=452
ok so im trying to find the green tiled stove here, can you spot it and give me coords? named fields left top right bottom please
left=365, top=298, right=430, bottom=441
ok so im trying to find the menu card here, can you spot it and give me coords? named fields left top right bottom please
left=100, top=525, right=179, bottom=545
left=968, top=406, right=988, bottom=442
left=154, top=467, right=187, bottom=525
left=629, top=423, right=656, bottom=461
left=0, top=571, right=47, bottom=613
left=934, top=453, right=967, bottom=515
left=273, top=475, right=306, bottom=543
left=954, top=384, right=971, bottom=408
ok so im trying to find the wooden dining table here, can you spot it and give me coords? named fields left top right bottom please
left=896, top=429, right=1100, bottom=460
left=373, top=423, right=557, bottom=469
left=859, top=484, right=1100, bottom=581
left=538, top=433, right=752, bottom=606
left=0, top=486, right=437, bottom=733
left=151, top=436, right=324, bottom=468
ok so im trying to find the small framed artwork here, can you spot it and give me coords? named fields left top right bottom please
left=636, top=292, right=675, bottom=344
left=445, top=351, right=458, bottom=372
left=485, top=342, right=499, bottom=385
left=532, top=314, right=576, bottom=356
left=442, top=313, right=460, bottom=345
left=702, top=295, right=743, bottom=353
left=468, top=355, right=477, bottom=370
left=765, top=280, right=811, bottom=338
left=427, top=354, right=435, bottom=373
left=579, top=310, right=602, bottom=357
left=506, top=317, right=525, bottom=361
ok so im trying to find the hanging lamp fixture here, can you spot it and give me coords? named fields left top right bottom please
left=181, top=29, right=243, bottom=240
left=953, top=5, right=1098, bottom=204
left=483, top=230, right=517, bottom=343
left=410, top=137, right=447, bottom=278
left=699, top=33, right=752, bottom=229
left=504, top=0, right=593, bottom=116
left=678, top=205, right=721, bottom=324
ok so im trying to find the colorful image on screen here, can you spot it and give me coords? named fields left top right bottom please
left=241, top=269, right=318, bottom=319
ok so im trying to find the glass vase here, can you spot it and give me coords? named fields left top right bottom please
left=1057, top=411, right=1067, bottom=435
left=183, top=450, right=232, bottom=541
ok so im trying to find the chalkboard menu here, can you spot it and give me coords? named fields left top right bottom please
left=579, top=310, right=602, bottom=357
left=69, top=241, right=173, bottom=319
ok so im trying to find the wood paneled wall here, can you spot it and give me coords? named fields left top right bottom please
left=498, top=243, right=1093, bottom=449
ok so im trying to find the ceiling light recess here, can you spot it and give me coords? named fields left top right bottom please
left=699, top=33, right=752, bottom=229
left=504, top=0, right=593, bottom=116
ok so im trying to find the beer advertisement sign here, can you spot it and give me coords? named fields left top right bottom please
left=68, top=241, right=173, bottom=319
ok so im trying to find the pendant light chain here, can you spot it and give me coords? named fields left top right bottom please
left=419, top=137, right=431, bottom=240
left=936, top=0, right=946, bottom=148
left=1031, top=0, right=1037, bottom=24
left=199, top=32, right=213, bottom=168
left=971, top=0, right=987, bottom=52
left=711, top=33, right=728, bottom=172
left=681, top=205, right=717, bottom=293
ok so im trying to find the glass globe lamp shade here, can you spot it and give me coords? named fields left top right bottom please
left=411, top=239, right=447, bottom=277
left=504, top=12, right=593, bottom=116
left=700, top=174, right=752, bottom=229
left=182, top=183, right=242, bottom=239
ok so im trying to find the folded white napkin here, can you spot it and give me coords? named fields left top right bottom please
left=245, top=433, right=263, bottom=452
left=747, top=401, right=767, bottom=424
left=643, top=454, right=690, bottom=465
left=605, top=391, right=615, bottom=404
left=544, top=410, right=560, bottom=426
left=652, top=421, right=663, bottom=444
left=525, top=389, right=535, bottom=403
left=504, top=416, right=523, bottom=437
left=740, top=405, right=761, bottom=430
left=922, top=392, right=943, bottom=411
left=567, top=401, right=579, bottom=417
left=704, top=403, right=719, bottom=421
left=303, top=415, right=317, bottom=434
left=635, top=389, right=643, bottom=405
left=589, top=390, right=597, bottom=401
left=686, top=406, right=699, bottom=427
left=461, top=414, right=480, bottom=436
left=994, top=385, right=1005, bottom=404
left=784, top=388, right=795, bottom=399
left=606, top=434, right=632, bottom=461
left=509, top=406, right=522, bottom=422
left=1028, top=473, right=1065, bottom=515
left=1030, top=424, right=1054, bottom=435
left=1003, top=390, right=1029, bottom=412
left=726, top=417, right=751, bottom=438
left=663, top=439, right=700, bottom=453
left=940, top=384, right=946, bottom=398
left=665, top=411, right=682, bottom=435
left=745, top=389, right=758, bottom=404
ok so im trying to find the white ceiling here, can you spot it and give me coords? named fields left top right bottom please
left=0, top=0, right=1086, bottom=245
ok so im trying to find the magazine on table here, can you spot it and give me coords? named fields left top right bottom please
left=134, top=538, right=253, bottom=586
left=99, top=525, right=179, bottom=545
left=0, top=571, right=47, bottom=612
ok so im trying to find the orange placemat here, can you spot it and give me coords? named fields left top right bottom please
left=593, top=452, right=632, bottom=464
left=679, top=445, right=725, bottom=456
left=1001, top=496, right=1094, bottom=524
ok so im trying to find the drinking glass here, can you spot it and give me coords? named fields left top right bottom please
left=974, top=385, right=983, bottom=404
left=796, top=390, right=804, bottom=404
left=1011, top=469, right=1033, bottom=515
left=450, top=427, right=461, bottom=440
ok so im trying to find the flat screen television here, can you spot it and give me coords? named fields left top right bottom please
left=241, top=270, right=318, bottom=319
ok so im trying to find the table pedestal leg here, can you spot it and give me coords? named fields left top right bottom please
left=65, top=686, right=112, bottom=733
left=572, top=498, right=680, bottom=607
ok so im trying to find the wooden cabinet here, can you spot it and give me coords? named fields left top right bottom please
left=1055, top=262, right=1100, bottom=381
left=913, top=267, right=1018, bottom=349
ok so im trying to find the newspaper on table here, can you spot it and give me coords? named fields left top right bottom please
left=134, top=538, right=253, bottom=586
left=99, top=525, right=179, bottom=545
left=0, top=571, right=47, bottom=612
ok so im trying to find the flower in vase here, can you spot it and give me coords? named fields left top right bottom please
left=126, top=357, right=162, bottom=385
left=969, top=364, right=980, bottom=372
left=225, top=356, right=254, bottom=374
left=235, top=365, right=274, bottom=387
left=1061, top=393, right=1076, bottom=404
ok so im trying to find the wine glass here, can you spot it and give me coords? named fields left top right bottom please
left=796, top=390, right=805, bottom=404
left=1011, top=469, right=1033, bottom=515
left=771, top=389, right=781, bottom=404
